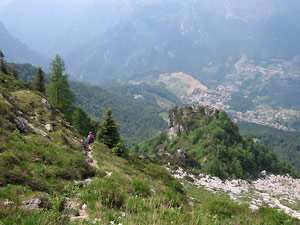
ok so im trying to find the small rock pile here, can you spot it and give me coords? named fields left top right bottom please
left=166, top=166, right=300, bottom=220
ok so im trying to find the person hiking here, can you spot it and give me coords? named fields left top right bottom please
left=87, top=132, right=94, bottom=150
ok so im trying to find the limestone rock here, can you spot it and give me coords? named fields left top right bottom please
left=45, top=124, right=53, bottom=132
left=73, top=180, right=84, bottom=187
left=16, top=116, right=48, bottom=137
left=167, top=105, right=219, bottom=139
left=14, top=118, right=26, bottom=132
left=1, top=199, right=14, bottom=207
left=84, top=179, right=93, bottom=186
left=106, top=171, right=112, bottom=177
left=21, top=198, right=41, bottom=210
left=65, top=124, right=74, bottom=130
left=150, top=189, right=157, bottom=194
left=41, top=98, right=51, bottom=110
left=64, top=199, right=80, bottom=211
left=70, top=216, right=87, bottom=222
left=81, top=204, right=87, bottom=210
left=177, top=149, right=186, bottom=160
left=167, top=165, right=300, bottom=220
left=259, top=170, right=267, bottom=179
left=16, top=110, right=24, bottom=116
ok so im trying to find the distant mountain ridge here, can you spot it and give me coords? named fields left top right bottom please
left=0, top=22, right=48, bottom=67
left=1, top=0, right=300, bottom=84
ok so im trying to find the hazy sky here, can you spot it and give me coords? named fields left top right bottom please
left=0, top=0, right=13, bottom=10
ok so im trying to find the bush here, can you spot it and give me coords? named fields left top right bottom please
left=259, top=206, right=294, bottom=224
left=164, top=187, right=185, bottom=208
left=131, top=178, right=150, bottom=197
left=206, top=198, right=246, bottom=218
left=98, top=176, right=128, bottom=208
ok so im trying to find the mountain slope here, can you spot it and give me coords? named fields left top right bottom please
left=0, top=22, right=48, bottom=67
left=1, top=0, right=300, bottom=84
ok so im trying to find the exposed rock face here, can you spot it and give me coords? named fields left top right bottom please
left=16, top=116, right=48, bottom=137
left=168, top=105, right=219, bottom=139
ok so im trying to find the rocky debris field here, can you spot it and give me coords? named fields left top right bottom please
left=166, top=166, right=300, bottom=220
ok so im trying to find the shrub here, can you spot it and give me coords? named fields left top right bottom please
left=206, top=198, right=246, bottom=218
left=259, top=206, right=294, bottom=224
left=164, top=187, right=185, bottom=208
left=131, top=178, right=150, bottom=197
left=98, top=176, right=128, bottom=208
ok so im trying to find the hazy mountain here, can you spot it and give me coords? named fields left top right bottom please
left=1, top=0, right=300, bottom=83
left=0, top=22, right=48, bottom=67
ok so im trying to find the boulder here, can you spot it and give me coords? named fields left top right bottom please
left=64, top=199, right=80, bottom=211
left=73, top=180, right=84, bottom=187
left=84, top=179, right=93, bottom=186
left=14, top=118, right=26, bottom=132
left=65, top=124, right=74, bottom=130
left=259, top=170, right=267, bottom=179
left=150, top=189, right=157, bottom=194
left=45, top=124, right=53, bottom=132
left=16, top=110, right=24, bottom=116
left=20, top=198, right=41, bottom=210
left=2, top=199, right=14, bottom=207
left=177, top=149, right=186, bottom=160
left=41, top=98, right=51, bottom=110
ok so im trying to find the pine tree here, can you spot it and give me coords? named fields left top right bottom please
left=72, top=105, right=92, bottom=136
left=97, top=108, right=121, bottom=149
left=34, top=67, right=45, bottom=93
left=97, top=108, right=127, bottom=157
left=47, top=54, right=75, bottom=120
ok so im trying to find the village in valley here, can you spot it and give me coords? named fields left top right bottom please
left=184, top=58, right=300, bottom=132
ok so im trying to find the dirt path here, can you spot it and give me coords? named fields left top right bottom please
left=87, top=148, right=99, bottom=169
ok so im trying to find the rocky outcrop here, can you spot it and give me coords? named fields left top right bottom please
left=16, top=116, right=48, bottom=137
left=168, top=105, right=219, bottom=139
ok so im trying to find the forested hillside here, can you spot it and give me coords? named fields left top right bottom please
left=240, top=122, right=300, bottom=172
left=135, top=105, right=297, bottom=179
left=70, top=82, right=182, bottom=147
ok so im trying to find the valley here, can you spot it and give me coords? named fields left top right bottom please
left=140, top=57, right=300, bottom=132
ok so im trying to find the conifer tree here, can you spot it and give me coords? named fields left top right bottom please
left=6, top=66, right=18, bottom=79
left=47, top=54, right=75, bottom=120
left=72, top=105, right=92, bottom=136
left=34, top=67, right=45, bottom=93
left=0, top=50, right=7, bottom=74
left=97, top=108, right=127, bottom=157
